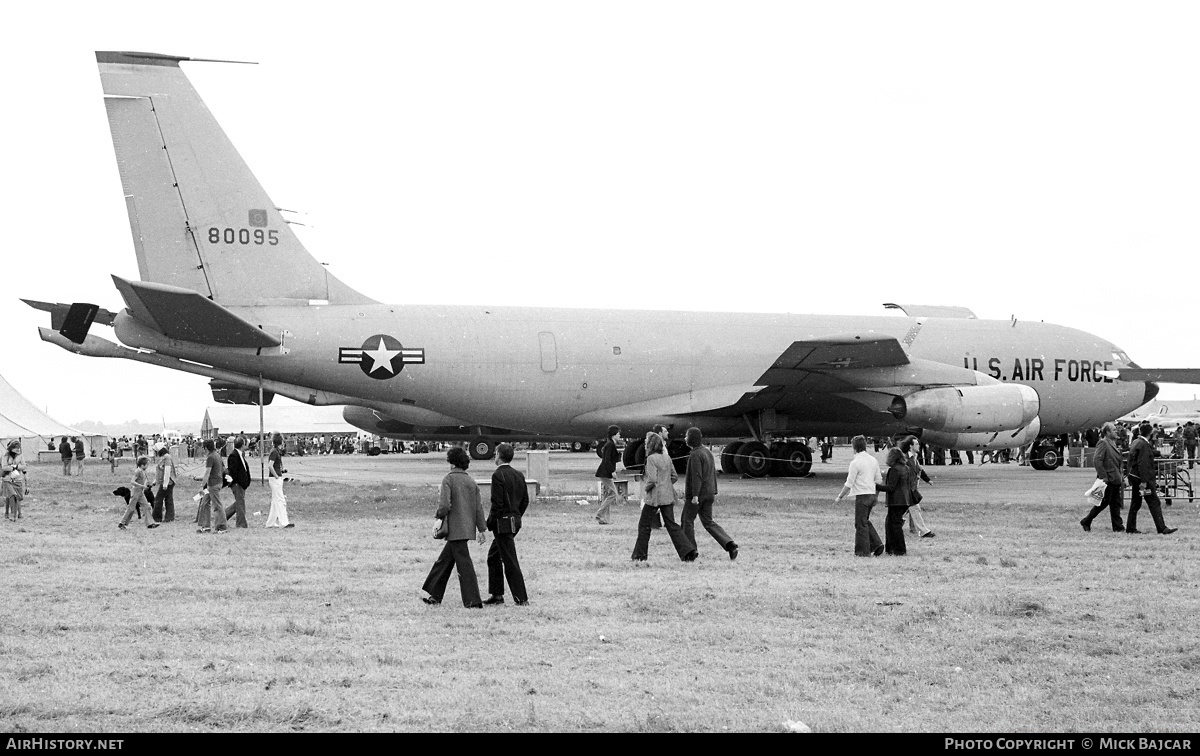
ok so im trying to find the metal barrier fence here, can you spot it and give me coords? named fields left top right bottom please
left=1155, top=457, right=1196, bottom=504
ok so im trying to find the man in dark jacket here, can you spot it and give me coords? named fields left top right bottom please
left=483, top=443, right=530, bottom=606
left=593, top=425, right=622, bottom=525
left=58, top=437, right=73, bottom=476
left=681, top=427, right=738, bottom=560
left=224, top=436, right=252, bottom=528
left=1081, top=422, right=1125, bottom=532
left=1127, top=423, right=1177, bottom=535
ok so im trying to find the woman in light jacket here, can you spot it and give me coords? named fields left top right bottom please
left=422, top=447, right=488, bottom=608
left=631, top=433, right=697, bottom=562
left=875, top=447, right=914, bottom=555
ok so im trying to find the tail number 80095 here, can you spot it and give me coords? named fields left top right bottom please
left=208, top=227, right=279, bottom=246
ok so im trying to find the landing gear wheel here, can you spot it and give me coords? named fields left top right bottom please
left=1029, top=441, right=1061, bottom=471
left=768, top=442, right=790, bottom=477
left=570, top=441, right=591, bottom=453
left=469, top=437, right=496, bottom=461
left=734, top=441, right=770, bottom=478
left=622, top=438, right=646, bottom=473
left=773, top=442, right=813, bottom=477
left=721, top=442, right=744, bottom=474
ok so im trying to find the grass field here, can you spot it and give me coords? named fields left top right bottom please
left=1, top=455, right=1197, bottom=732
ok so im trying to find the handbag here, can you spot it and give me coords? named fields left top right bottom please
left=496, top=515, right=518, bottom=535
left=433, top=517, right=448, bottom=540
left=911, top=487, right=923, bottom=505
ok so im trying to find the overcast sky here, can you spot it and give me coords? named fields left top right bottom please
left=2, top=1, right=1198, bottom=427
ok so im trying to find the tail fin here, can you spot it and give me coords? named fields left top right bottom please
left=96, top=52, right=374, bottom=306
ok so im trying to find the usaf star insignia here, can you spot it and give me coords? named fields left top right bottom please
left=338, top=334, right=425, bottom=379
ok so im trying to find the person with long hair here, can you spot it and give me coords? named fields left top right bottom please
left=875, top=447, right=914, bottom=555
left=631, top=433, right=697, bottom=562
left=422, top=447, right=487, bottom=608
left=2, top=439, right=27, bottom=521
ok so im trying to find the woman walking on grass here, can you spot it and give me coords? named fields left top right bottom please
left=3, top=439, right=28, bottom=521
left=875, top=447, right=914, bottom=555
left=631, top=432, right=697, bottom=563
left=422, top=447, right=488, bottom=608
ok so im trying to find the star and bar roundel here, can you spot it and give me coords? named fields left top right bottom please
left=338, top=335, right=425, bottom=379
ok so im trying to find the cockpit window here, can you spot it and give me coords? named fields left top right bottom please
left=1112, top=350, right=1129, bottom=363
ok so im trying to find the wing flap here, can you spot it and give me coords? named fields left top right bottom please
left=111, top=275, right=281, bottom=348
left=758, top=335, right=909, bottom=381
left=571, top=384, right=763, bottom=425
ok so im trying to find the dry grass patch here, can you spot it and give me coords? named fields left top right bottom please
left=0, top=461, right=1197, bottom=731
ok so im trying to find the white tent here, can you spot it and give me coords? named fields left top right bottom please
left=201, top=403, right=360, bottom=440
left=0, top=373, right=99, bottom=459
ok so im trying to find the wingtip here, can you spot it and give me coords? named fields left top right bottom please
left=95, top=51, right=257, bottom=66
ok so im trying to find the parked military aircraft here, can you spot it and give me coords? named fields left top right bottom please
left=25, top=52, right=1200, bottom=477
left=1119, top=400, right=1200, bottom=431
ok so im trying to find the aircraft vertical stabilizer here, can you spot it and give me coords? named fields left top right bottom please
left=96, top=51, right=374, bottom=306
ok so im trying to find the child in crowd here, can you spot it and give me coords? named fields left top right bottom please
left=118, top=456, right=159, bottom=530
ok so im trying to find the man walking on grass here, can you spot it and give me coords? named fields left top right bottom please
left=1081, top=422, right=1125, bottom=533
left=681, top=427, right=738, bottom=561
left=483, top=443, right=530, bottom=606
left=834, top=435, right=885, bottom=557
left=1127, top=422, right=1177, bottom=535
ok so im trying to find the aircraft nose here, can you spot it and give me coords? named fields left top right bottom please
left=1143, top=381, right=1160, bottom=404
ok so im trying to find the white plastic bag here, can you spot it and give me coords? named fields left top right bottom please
left=1084, top=478, right=1105, bottom=503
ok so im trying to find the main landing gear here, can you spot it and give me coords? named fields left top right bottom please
left=720, top=440, right=813, bottom=478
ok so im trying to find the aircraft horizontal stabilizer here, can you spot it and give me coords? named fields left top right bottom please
left=111, top=276, right=281, bottom=348
left=22, top=299, right=118, bottom=330
left=1101, top=368, right=1200, bottom=385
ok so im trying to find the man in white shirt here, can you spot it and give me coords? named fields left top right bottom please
left=833, top=435, right=885, bottom=556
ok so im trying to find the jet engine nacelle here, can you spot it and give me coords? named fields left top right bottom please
left=891, top=384, right=1039, bottom=433
left=921, top=416, right=1042, bottom=451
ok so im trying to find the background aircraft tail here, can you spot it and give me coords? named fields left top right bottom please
left=96, top=52, right=373, bottom=306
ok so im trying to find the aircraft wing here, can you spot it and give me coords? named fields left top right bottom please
left=727, top=335, right=914, bottom=420
left=111, top=276, right=281, bottom=348
left=573, top=335, right=916, bottom=427
left=1104, top=368, right=1200, bottom=385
